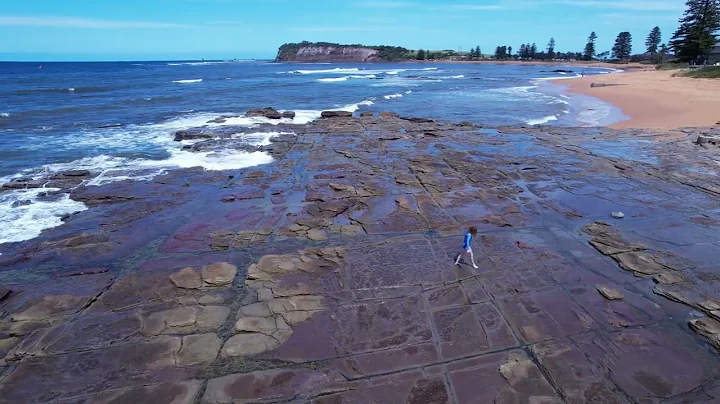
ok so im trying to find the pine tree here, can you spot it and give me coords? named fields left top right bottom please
left=584, top=32, right=597, bottom=61
left=670, top=0, right=720, bottom=62
left=507, top=46, right=513, bottom=59
left=547, top=37, right=556, bottom=59
left=476, top=46, right=482, bottom=59
left=657, top=43, right=669, bottom=63
left=417, top=49, right=426, bottom=60
left=612, top=32, right=633, bottom=60
left=646, top=26, right=662, bottom=54
left=530, top=43, right=538, bottom=59
left=519, top=44, right=527, bottom=59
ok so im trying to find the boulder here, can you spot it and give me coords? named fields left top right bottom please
left=689, top=317, right=720, bottom=350
left=379, top=112, right=400, bottom=118
left=596, top=285, right=624, bottom=300
left=174, top=129, right=213, bottom=142
left=247, top=108, right=282, bottom=119
left=696, top=135, right=719, bottom=147
left=202, top=262, right=238, bottom=286
left=169, top=267, right=203, bottom=289
left=0, top=287, right=11, bottom=301
left=1, top=179, right=45, bottom=190
left=321, top=110, right=352, bottom=118
left=11, top=200, right=32, bottom=208
left=60, top=170, right=91, bottom=177
left=360, top=112, right=374, bottom=117
left=281, top=111, right=296, bottom=119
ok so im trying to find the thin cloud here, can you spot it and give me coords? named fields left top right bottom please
left=358, top=1, right=505, bottom=11
left=290, top=25, right=399, bottom=32
left=552, top=1, right=683, bottom=12
left=358, top=1, right=416, bottom=8
left=0, top=15, right=191, bottom=29
left=600, top=12, right=680, bottom=21
left=446, top=4, right=504, bottom=10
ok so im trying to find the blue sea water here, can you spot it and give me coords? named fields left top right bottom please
left=0, top=60, right=621, bottom=244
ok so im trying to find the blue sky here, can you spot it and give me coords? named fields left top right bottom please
left=0, top=0, right=685, bottom=61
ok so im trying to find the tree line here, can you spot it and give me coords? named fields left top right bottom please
left=486, top=0, right=719, bottom=64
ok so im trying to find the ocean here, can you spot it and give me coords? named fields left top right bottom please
left=0, top=60, right=622, bottom=245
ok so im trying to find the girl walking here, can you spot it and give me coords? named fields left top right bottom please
left=455, top=226, right=479, bottom=269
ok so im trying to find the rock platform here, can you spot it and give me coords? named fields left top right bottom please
left=1, top=113, right=720, bottom=403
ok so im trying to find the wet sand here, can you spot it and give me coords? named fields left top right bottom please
left=558, top=69, right=720, bottom=130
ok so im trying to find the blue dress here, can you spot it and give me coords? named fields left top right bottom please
left=463, top=232, right=472, bottom=250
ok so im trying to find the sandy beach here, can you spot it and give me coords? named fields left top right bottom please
left=558, top=69, right=720, bottom=130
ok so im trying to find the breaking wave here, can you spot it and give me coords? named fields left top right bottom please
left=172, top=79, right=203, bottom=84
left=525, top=115, right=558, bottom=125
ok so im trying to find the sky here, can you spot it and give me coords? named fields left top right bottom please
left=0, top=0, right=687, bottom=61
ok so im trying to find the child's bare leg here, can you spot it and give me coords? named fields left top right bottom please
left=469, top=249, right=479, bottom=269
left=454, top=252, right=462, bottom=265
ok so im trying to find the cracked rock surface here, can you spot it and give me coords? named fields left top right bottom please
left=1, top=114, right=720, bottom=403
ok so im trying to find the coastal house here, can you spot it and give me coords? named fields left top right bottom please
left=710, top=41, right=720, bottom=65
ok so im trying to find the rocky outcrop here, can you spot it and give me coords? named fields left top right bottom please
left=277, top=45, right=380, bottom=63
left=246, top=108, right=281, bottom=120
left=321, top=110, right=352, bottom=118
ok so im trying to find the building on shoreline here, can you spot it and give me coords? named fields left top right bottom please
left=709, top=41, right=720, bottom=65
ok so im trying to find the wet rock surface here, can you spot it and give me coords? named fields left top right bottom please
left=1, top=115, right=720, bottom=402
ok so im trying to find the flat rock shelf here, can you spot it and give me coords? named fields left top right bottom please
left=1, top=113, right=720, bottom=403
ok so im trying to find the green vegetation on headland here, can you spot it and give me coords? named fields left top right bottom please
left=673, top=66, right=720, bottom=78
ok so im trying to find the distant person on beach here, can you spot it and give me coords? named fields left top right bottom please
left=454, top=226, right=479, bottom=269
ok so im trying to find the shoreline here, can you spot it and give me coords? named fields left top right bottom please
left=554, top=69, right=720, bottom=130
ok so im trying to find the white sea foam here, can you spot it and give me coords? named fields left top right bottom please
left=489, top=86, right=538, bottom=94
left=168, top=61, right=229, bottom=66
left=293, top=68, right=361, bottom=74
left=0, top=188, right=89, bottom=245
left=172, top=79, right=203, bottom=84
left=576, top=102, right=612, bottom=127
left=485, top=85, right=566, bottom=107
left=318, top=77, right=349, bottom=82
left=549, top=99, right=570, bottom=105
left=0, top=113, right=9, bottom=117
left=339, top=100, right=374, bottom=112
left=405, top=90, right=413, bottom=94
left=533, top=74, right=582, bottom=81
left=384, top=93, right=403, bottom=100
left=526, top=115, right=558, bottom=125
left=439, top=75, right=465, bottom=79
left=370, top=76, right=420, bottom=87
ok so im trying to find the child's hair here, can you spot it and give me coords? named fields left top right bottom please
left=468, top=226, right=478, bottom=235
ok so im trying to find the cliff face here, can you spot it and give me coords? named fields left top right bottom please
left=276, top=45, right=380, bottom=62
